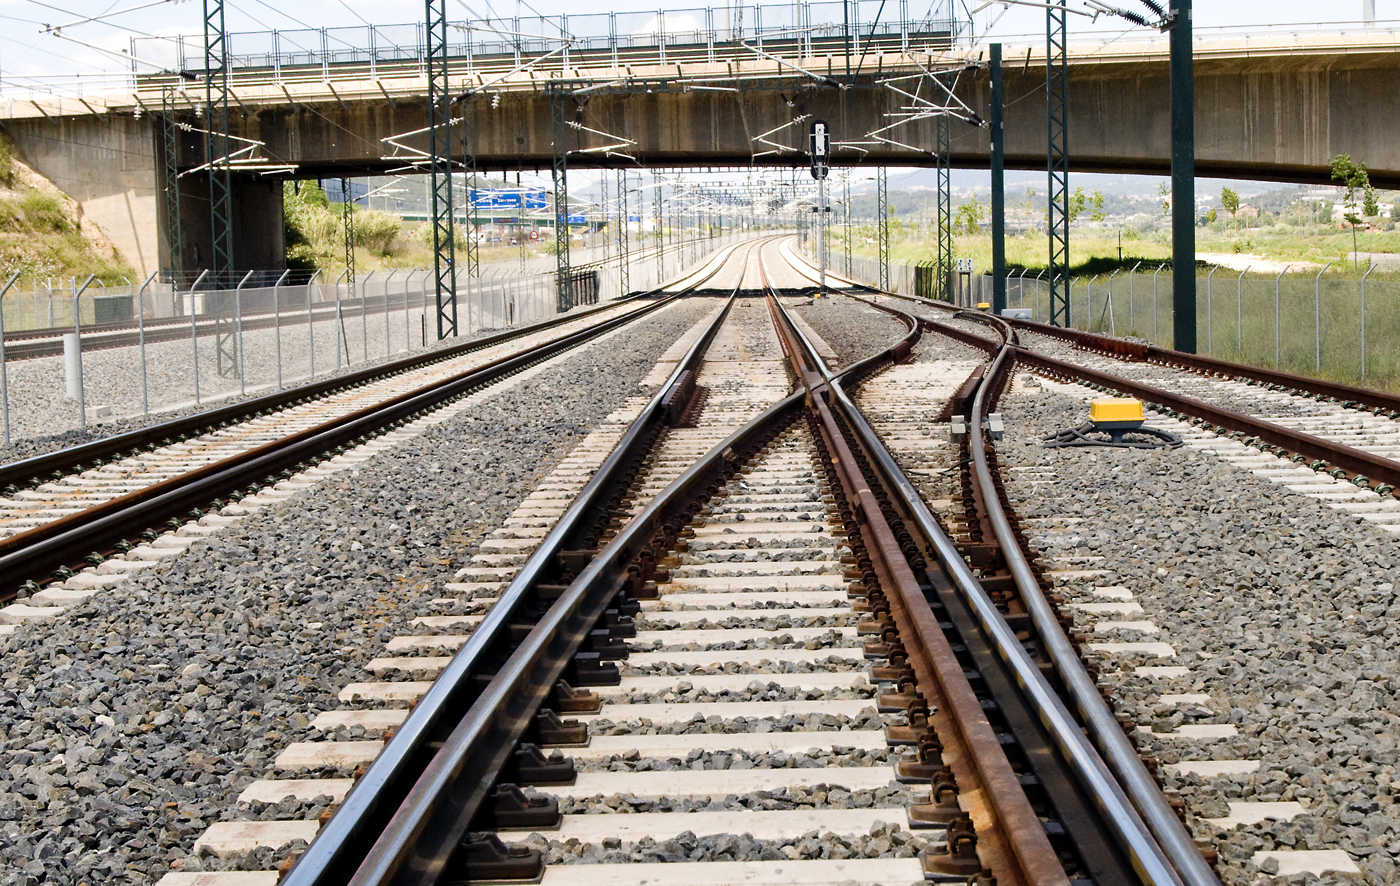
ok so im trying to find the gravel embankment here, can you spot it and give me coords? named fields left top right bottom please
left=790, top=296, right=909, bottom=366
left=998, top=383, right=1398, bottom=885
left=0, top=297, right=712, bottom=886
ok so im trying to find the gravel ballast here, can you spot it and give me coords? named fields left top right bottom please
left=998, top=380, right=1398, bottom=885
left=0, top=297, right=713, bottom=885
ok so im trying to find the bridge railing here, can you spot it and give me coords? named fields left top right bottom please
left=130, top=0, right=965, bottom=91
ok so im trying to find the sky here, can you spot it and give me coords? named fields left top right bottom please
left=0, top=0, right=1392, bottom=97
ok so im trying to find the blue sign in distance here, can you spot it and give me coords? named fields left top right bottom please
left=566, top=213, right=587, bottom=224
left=469, top=188, right=549, bottom=211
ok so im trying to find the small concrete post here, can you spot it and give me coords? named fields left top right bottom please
left=136, top=272, right=157, bottom=415
left=0, top=271, right=20, bottom=446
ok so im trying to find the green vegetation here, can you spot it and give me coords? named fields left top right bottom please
left=0, top=131, right=132, bottom=284
left=1329, top=154, right=1377, bottom=269
left=0, top=190, right=131, bottom=283
left=284, top=181, right=432, bottom=272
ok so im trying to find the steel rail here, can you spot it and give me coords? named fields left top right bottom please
left=760, top=258, right=1075, bottom=885
left=1005, top=314, right=1400, bottom=415
left=0, top=279, right=711, bottom=598
left=283, top=236, right=775, bottom=886
left=863, top=291, right=1400, bottom=492
left=851, top=290, right=1218, bottom=884
left=0, top=293, right=653, bottom=491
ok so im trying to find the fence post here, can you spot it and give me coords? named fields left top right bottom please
left=1313, top=261, right=1332, bottom=373
left=1274, top=265, right=1288, bottom=368
left=403, top=269, right=417, bottom=352
left=382, top=269, right=399, bottom=357
left=306, top=270, right=320, bottom=380
left=1205, top=265, right=1218, bottom=354
left=1361, top=262, right=1376, bottom=381
left=136, top=272, right=157, bottom=415
left=1034, top=269, right=1045, bottom=319
left=0, top=271, right=20, bottom=446
left=273, top=268, right=291, bottom=389
left=70, top=274, right=98, bottom=429
left=1106, top=269, right=1121, bottom=335
left=359, top=270, right=376, bottom=364
left=235, top=270, right=253, bottom=395
left=333, top=269, right=348, bottom=369
left=1236, top=266, right=1249, bottom=355
left=1127, top=261, right=1142, bottom=331
left=1152, top=264, right=1163, bottom=342
left=189, top=269, right=208, bottom=405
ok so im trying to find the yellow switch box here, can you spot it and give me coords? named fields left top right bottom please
left=1089, top=397, right=1144, bottom=425
left=976, top=302, right=991, bottom=310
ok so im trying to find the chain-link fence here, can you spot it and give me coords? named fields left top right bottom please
left=0, top=232, right=743, bottom=447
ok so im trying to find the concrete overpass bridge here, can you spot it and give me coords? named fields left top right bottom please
left=2, top=4, right=1399, bottom=276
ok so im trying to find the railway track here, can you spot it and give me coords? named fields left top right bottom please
left=152, top=237, right=1222, bottom=886
left=861, top=291, right=1400, bottom=505
left=0, top=240, right=758, bottom=608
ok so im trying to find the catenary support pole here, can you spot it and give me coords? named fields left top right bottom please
left=990, top=43, right=1006, bottom=315
left=1170, top=0, right=1197, bottom=352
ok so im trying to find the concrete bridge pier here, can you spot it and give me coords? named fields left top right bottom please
left=2, top=113, right=284, bottom=279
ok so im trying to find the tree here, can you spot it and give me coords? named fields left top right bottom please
left=1330, top=153, right=1376, bottom=269
left=1220, top=186, right=1240, bottom=229
left=1157, top=182, right=1171, bottom=217
left=954, top=200, right=985, bottom=235
left=1067, top=187, right=1105, bottom=223
left=1205, top=208, right=1218, bottom=225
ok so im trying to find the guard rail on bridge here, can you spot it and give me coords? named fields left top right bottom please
left=130, top=0, right=964, bottom=93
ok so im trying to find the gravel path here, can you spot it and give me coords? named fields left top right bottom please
left=998, top=381, right=1398, bottom=885
left=0, top=297, right=712, bottom=886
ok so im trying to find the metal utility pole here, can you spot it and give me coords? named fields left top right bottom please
left=160, top=85, right=184, bottom=283
left=1364, top=0, right=1376, bottom=24
left=425, top=0, right=458, bottom=338
left=203, top=0, right=238, bottom=377
left=341, top=178, right=356, bottom=286
left=1046, top=0, right=1071, bottom=326
left=935, top=102, right=952, bottom=301
left=990, top=43, right=1007, bottom=315
left=810, top=121, right=830, bottom=293
left=842, top=171, right=851, bottom=276
left=460, top=104, right=481, bottom=289
left=549, top=86, right=572, bottom=312
left=877, top=166, right=890, bottom=290
left=654, top=174, right=664, bottom=284
left=1170, top=0, right=1196, bottom=352
left=616, top=169, right=630, bottom=297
